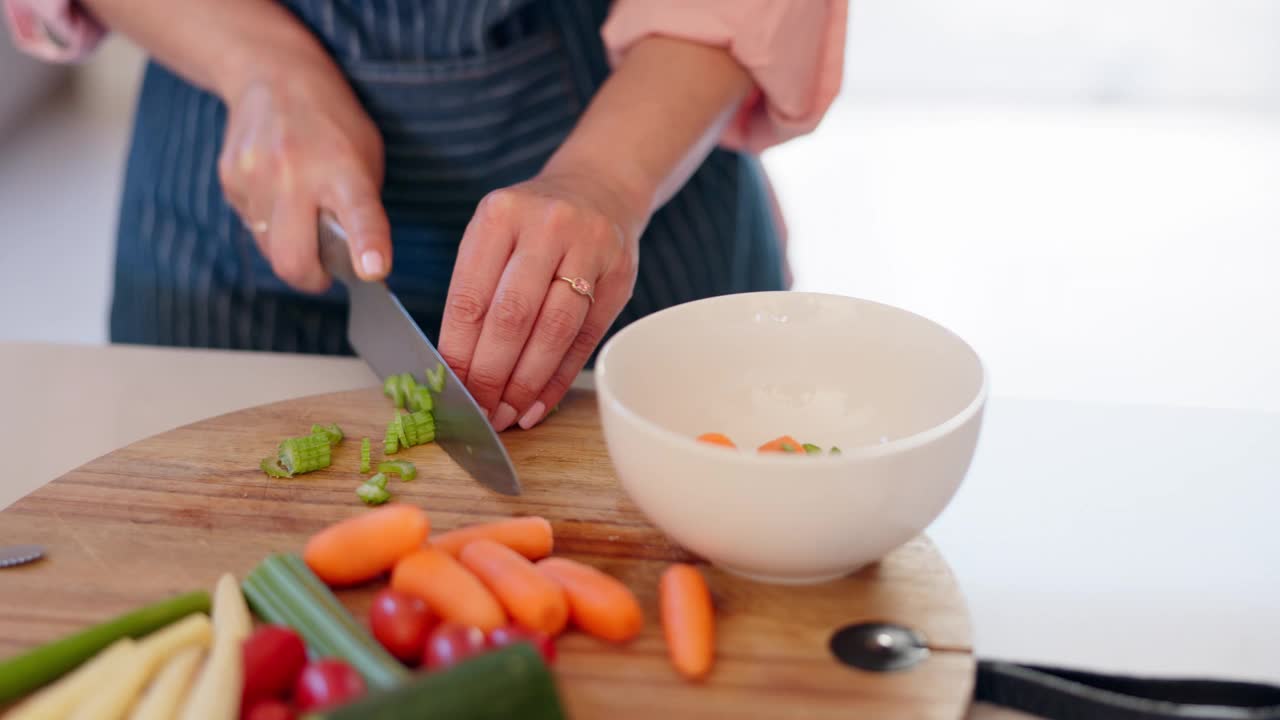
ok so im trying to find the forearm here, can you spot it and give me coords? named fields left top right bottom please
left=543, top=35, right=753, bottom=225
left=78, top=0, right=335, bottom=101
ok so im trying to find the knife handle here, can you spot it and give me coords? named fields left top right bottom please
left=317, top=211, right=359, bottom=285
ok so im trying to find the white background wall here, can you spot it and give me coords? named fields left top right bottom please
left=1, top=0, right=1278, bottom=413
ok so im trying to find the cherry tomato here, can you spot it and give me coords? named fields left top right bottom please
left=369, top=588, right=437, bottom=665
left=243, top=698, right=296, bottom=720
left=293, top=659, right=366, bottom=712
left=422, top=623, right=488, bottom=671
left=486, top=625, right=557, bottom=665
left=241, top=625, right=307, bottom=705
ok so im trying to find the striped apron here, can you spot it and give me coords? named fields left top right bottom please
left=108, top=0, right=784, bottom=365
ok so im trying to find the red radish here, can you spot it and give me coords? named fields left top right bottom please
left=487, top=625, right=556, bottom=664
left=369, top=588, right=437, bottom=665
left=243, top=698, right=296, bottom=720
left=241, top=625, right=307, bottom=704
left=294, top=659, right=366, bottom=712
left=422, top=623, right=488, bottom=671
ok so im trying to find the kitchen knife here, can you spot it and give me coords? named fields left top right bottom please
left=317, top=213, right=521, bottom=495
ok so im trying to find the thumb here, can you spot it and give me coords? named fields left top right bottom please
left=328, top=175, right=392, bottom=281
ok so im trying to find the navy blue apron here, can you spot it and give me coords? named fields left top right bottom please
left=108, top=0, right=784, bottom=364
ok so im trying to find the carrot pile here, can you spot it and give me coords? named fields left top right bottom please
left=302, top=506, right=718, bottom=682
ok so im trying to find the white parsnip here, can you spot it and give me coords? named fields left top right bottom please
left=178, top=574, right=251, bottom=720
left=6, top=638, right=137, bottom=720
left=68, top=613, right=212, bottom=720
left=126, top=646, right=204, bottom=720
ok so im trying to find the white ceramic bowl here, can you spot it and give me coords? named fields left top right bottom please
left=595, top=292, right=987, bottom=585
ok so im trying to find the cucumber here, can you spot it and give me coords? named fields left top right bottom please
left=309, top=643, right=567, bottom=720
left=0, top=590, right=210, bottom=704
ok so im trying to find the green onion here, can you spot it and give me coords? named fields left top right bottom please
left=260, top=456, right=293, bottom=478
left=365, top=473, right=389, bottom=490
left=802, top=443, right=823, bottom=456
left=377, top=460, right=417, bottom=482
left=242, top=554, right=409, bottom=690
left=357, top=483, right=391, bottom=505
left=426, top=364, right=445, bottom=394
left=279, top=434, right=332, bottom=475
left=779, top=442, right=797, bottom=453
left=402, top=411, right=435, bottom=447
left=311, top=423, right=344, bottom=446
left=0, top=591, right=210, bottom=704
left=359, top=438, right=371, bottom=473
left=830, top=446, right=842, bottom=456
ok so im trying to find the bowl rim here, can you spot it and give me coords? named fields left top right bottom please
left=594, top=291, right=989, bottom=464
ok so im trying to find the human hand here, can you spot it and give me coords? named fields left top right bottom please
left=217, top=62, right=392, bottom=292
left=438, top=169, right=646, bottom=432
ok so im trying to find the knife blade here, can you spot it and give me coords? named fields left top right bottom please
left=318, top=213, right=521, bottom=495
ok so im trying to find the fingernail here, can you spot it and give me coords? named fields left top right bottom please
left=360, top=250, right=385, bottom=278
left=492, top=402, right=518, bottom=432
left=518, top=401, right=546, bottom=431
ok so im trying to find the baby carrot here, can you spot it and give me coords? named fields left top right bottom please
left=391, top=548, right=507, bottom=631
left=430, top=517, right=554, bottom=560
left=535, top=557, right=643, bottom=643
left=303, top=504, right=430, bottom=586
left=696, top=433, right=736, bottom=449
left=458, top=540, right=569, bottom=636
left=660, top=564, right=715, bottom=681
left=757, top=435, right=802, bottom=454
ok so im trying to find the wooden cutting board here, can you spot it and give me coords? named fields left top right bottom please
left=0, top=387, right=975, bottom=719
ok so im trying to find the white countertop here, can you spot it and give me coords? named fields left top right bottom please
left=2, top=342, right=1277, bottom=717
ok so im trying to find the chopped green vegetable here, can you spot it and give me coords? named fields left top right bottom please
left=0, top=591, right=211, bottom=704
left=408, top=385, right=433, bottom=413
left=377, top=460, right=417, bottom=482
left=260, top=456, right=293, bottom=479
left=360, top=438, right=371, bottom=473
left=392, top=413, right=409, bottom=449
left=426, top=364, right=445, bottom=394
left=830, top=447, right=842, bottom=456
left=357, top=483, right=391, bottom=505
left=366, top=473, right=388, bottom=490
left=802, top=443, right=823, bottom=456
left=279, top=433, right=332, bottom=475
left=311, top=423, right=344, bottom=446
left=383, top=375, right=406, bottom=409
left=310, top=643, right=567, bottom=720
left=778, top=442, right=798, bottom=453
left=383, top=420, right=399, bottom=455
left=401, top=411, right=435, bottom=447
left=242, top=554, right=409, bottom=690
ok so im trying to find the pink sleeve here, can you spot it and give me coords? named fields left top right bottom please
left=3, top=0, right=105, bottom=62
left=601, top=0, right=847, bottom=154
